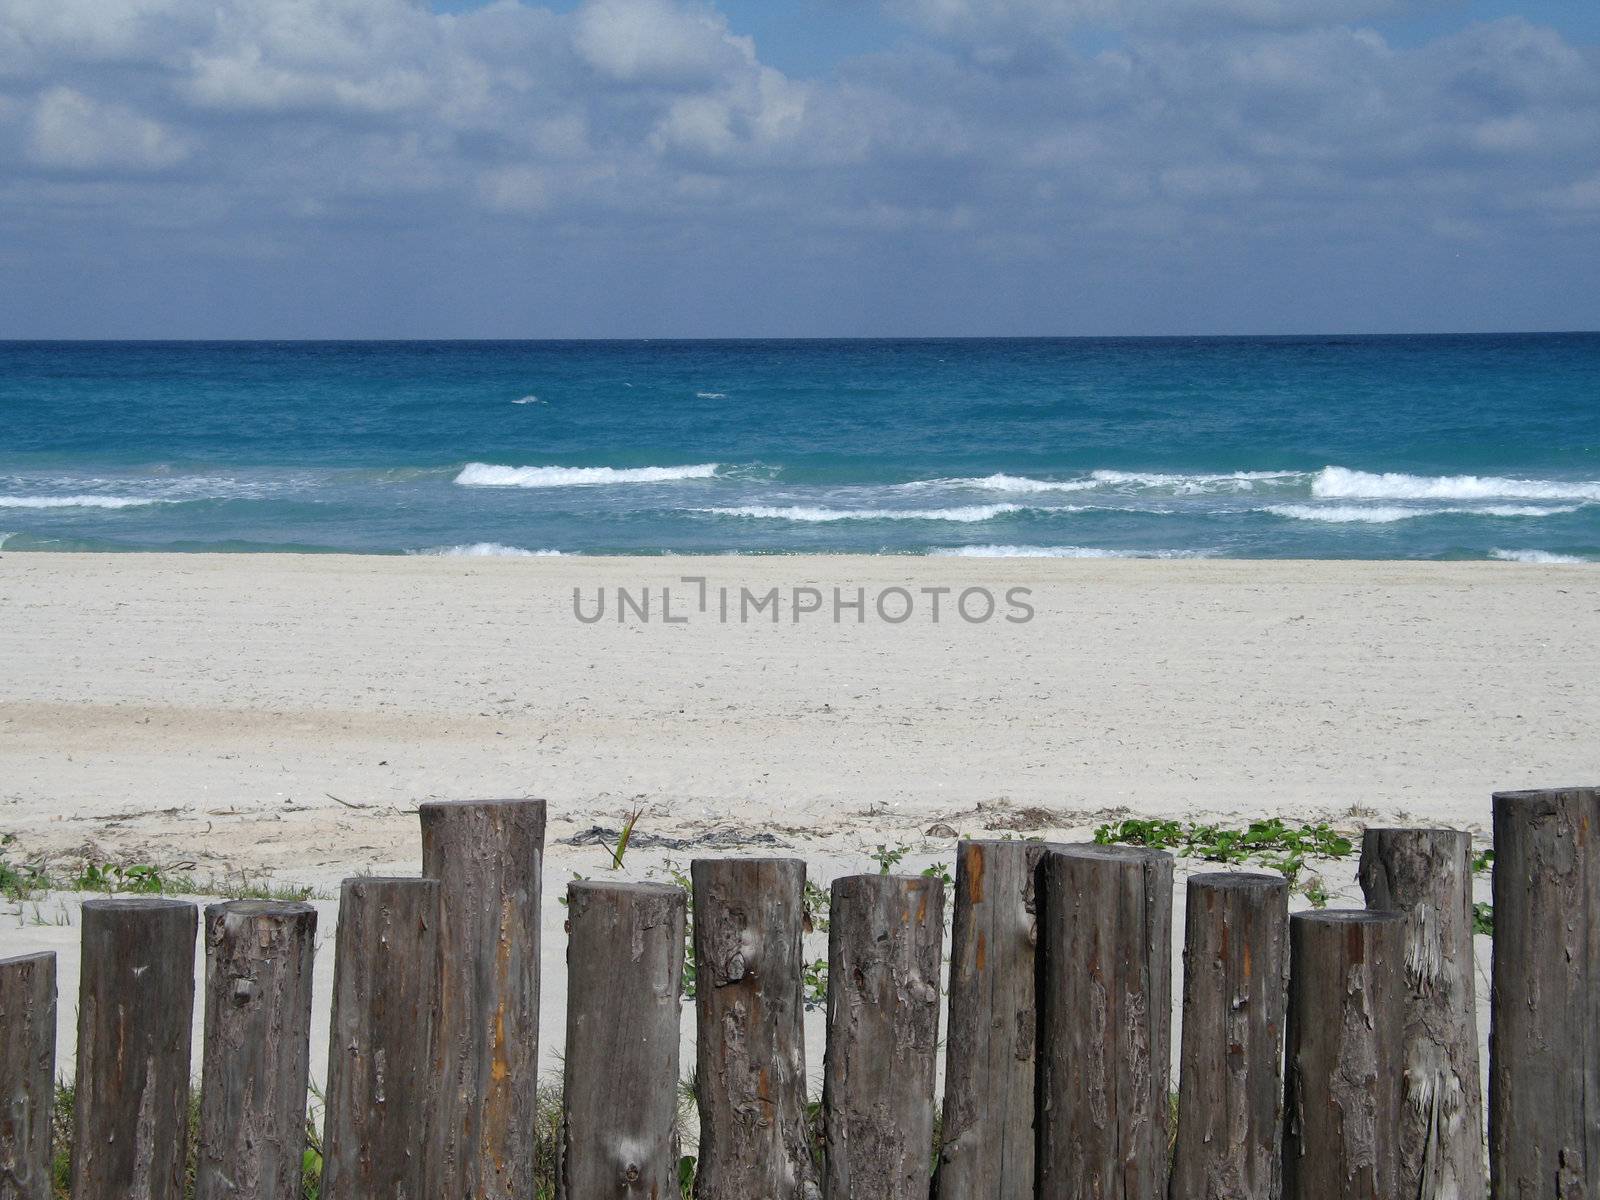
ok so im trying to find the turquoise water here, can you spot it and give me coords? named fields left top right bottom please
left=2, top=335, right=1597, bottom=559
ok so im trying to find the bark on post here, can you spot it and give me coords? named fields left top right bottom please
left=932, top=839, right=1045, bottom=1200
left=822, top=873, right=944, bottom=1200
left=1358, top=827, right=1484, bottom=1200
left=71, top=897, right=199, bottom=1200
left=195, top=900, right=319, bottom=1200
left=1283, top=910, right=1405, bottom=1200
left=419, top=798, right=546, bottom=1200
left=691, top=857, right=815, bottom=1200
left=322, top=878, right=440, bottom=1200
left=560, top=881, right=686, bottom=1199
left=1489, top=786, right=1600, bottom=1197
left=1169, top=872, right=1289, bottom=1200
left=1035, top=845, right=1173, bottom=1200
left=0, top=951, right=55, bottom=1200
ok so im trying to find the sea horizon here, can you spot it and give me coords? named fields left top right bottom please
left=5, top=333, right=1598, bottom=561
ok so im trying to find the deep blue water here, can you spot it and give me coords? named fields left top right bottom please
left=2, top=335, right=1597, bottom=559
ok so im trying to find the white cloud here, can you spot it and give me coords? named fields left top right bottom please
left=0, top=0, right=1594, bottom=332
left=26, top=86, right=190, bottom=170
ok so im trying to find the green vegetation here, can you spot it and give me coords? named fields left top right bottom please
left=1473, top=901, right=1495, bottom=936
left=1, top=838, right=323, bottom=905
left=1093, top=817, right=1357, bottom=908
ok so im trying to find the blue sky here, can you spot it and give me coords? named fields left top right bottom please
left=1, top=0, right=1596, bottom=337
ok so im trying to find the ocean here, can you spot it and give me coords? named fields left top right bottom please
left=2, top=335, right=1597, bottom=560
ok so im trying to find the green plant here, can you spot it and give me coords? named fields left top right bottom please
left=69, top=860, right=198, bottom=896
left=802, top=879, right=831, bottom=933
left=1093, top=817, right=1357, bottom=884
left=869, top=843, right=910, bottom=875
left=599, top=805, right=646, bottom=870
left=1, top=835, right=52, bottom=900
left=802, top=957, right=829, bottom=1010
left=1472, top=848, right=1495, bottom=875
left=1473, top=901, right=1494, bottom=936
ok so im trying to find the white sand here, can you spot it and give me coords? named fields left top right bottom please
left=1, top=552, right=1595, bottom=1095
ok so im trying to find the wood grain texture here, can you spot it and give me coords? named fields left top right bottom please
left=1489, top=786, right=1600, bottom=1199
left=821, top=873, right=943, bottom=1200
left=0, top=951, right=55, bottom=1200
left=690, top=857, right=816, bottom=1200
left=932, top=839, right=1047, bottom=1200
left=1169, top=872, right=1288, bottom=1200
left=322, top=878, right=440, bottom=1200
left=1036, top=845, right=1173, bottom=1200
left=195, top=901, right=318, bottom=1200
left=559, top=881, right=685, bottom=1199
left=71, top=898, right=198, bottom=1200
left=420, top=798, right=546, bottom=1200
left=1358, top=827, right=1484, bottom=1200
left=1283, top=910, right=1405, bottom=1200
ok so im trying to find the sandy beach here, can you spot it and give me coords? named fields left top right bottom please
left=2, top=551, right=1596, bottom=1085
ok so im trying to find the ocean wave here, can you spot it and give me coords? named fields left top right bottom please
left=910, top=469, right=1305, bottom=495
left=699, top=503, right=1037, bottom=523
left=455, top=463, right=721, bottom=487
left=511, top=395, right=544, bottom=405
left=932, top=544, right=1212, bottom=558
left=413, top=543, right=564, bottom=557
left=1491, top=549, right=1591, bottom=564
left=696, top=391, right=727, bottom=399
left=1314, top=466, right=1600, bottom=502
left=1269, top=503, right=1577, bottom=524
left=0, top=495, right=167, bottom=509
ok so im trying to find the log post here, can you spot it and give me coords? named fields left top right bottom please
left=71, top=897, right=198, bottom=1200
left=1035, top=845, right=1173, bottom=1200
left=933, top=839, right=1047, bottom=1200
left=1169, top=872, right=1289, bottom=1200
left=1283, top=910, right=1405, bottom=1200
left=1489, top=786, right=1600, bottom=1197
left=0, top=951, right=55, bottom=1200
left=1358, top=827, right=1484, bottom=1200
left=691, top=857, right=815, bottom=1200
left=560, top=881, right=686, bottom=1199
left=419, top=798, right=546, bottom=1200
left=322, top=877, right=440, bottom=1200
left=821, top=873, right=944, bottom=1200
left=195, top=900, right=319, bottom=1200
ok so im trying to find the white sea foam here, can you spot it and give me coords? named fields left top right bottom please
left=701, top=503, right=1036, bottom=523
left=1314, top=466, right=1600, bottom=502
left=511, top=395, right=544, bottom=405
left=696, top=391, right=728, bottom=399
left=455, top=463, right=720, bottom=487
left=932, top=544, right=1211, bottom=558
left=0, top=495, right=166, bottom=509
left=1089, top=469, right=1303, bottom=493
left=415, top=543, right=564, bottom=557
left=913, top=469, right=1304, bottom=495
left=1491, top=549, right=1591, bottom=564
left=1269, top=503, right=1576, bottom=523
left=0, top=533, right=11, bottom=549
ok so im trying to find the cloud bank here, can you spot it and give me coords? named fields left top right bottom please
left=0, top=0, right=1595, bottom=334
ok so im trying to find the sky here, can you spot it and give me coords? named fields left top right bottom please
left=0, top=0, right=1596, bottom=337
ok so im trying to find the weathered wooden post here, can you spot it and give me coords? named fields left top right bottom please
left=822, top=873, right=944, bottom=1200
left=1283, top=910, right=1405, bottom=1200
left=0, top=951, right=55, bottom=1200
left=419, top=798, right=545, bottom=1200
left=1169, top=872, right=1288, bottom=1200
left=691, top=857, right=815, bottom=1200
left=1490, top=786, right=1600, bottom=1197
left=1035, top=845, right=1173, bottom=1200
left=933, top=840, right=1047, bottom=1200
left=71, top=897, right=198, bottom=1200
left=561, top=881, right=686, bottom=1198
left=195, top=900, right=319, bottom=1200
left=1358, top=827, right=1484, bottom=1200
left=322, top=877, right=440, bottom=1200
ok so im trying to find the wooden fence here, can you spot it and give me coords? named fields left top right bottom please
left=0, top=786, right=1594, bottom=1199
